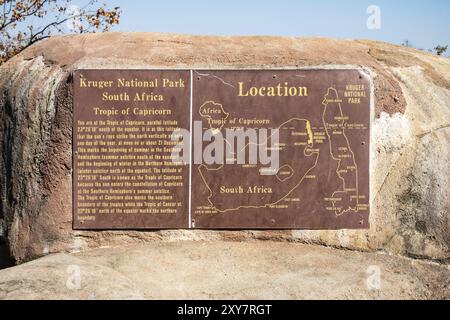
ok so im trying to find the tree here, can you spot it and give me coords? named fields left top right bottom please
left=401, top=40, right=411, bottom=47
left=0, top=0, right=121, bottom=65
left=434, top=45, right=448, bottom=56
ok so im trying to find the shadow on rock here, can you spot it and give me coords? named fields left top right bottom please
left=0, top=240, right=15, bottom=270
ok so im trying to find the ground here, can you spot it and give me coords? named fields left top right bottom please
left=0, top=241, right=448, bottom=300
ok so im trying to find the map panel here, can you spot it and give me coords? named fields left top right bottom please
left=191, top=70, right=371, bottom=229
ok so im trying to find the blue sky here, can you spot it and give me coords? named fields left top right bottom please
left=83, top=0, right=449, bottom=51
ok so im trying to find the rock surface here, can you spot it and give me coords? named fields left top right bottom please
left=0, top=241, right=448, bottom=300
left=0, top=33, right=449, bottom=264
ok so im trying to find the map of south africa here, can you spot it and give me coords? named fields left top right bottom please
left=198, top=87, right=361, bottom=216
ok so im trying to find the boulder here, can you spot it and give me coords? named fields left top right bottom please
left=0, top=33, right=449, bottom=263
left=0, top=241, right=448, bottom=300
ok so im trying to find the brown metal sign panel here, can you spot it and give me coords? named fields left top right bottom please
left=191, top=70, right=371, bottom=229
left=73, top=70, right=191, bottom=229
left=73, top=69, right=371, bottom=230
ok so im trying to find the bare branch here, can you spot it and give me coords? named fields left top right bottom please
left=0, top=0, right=121, bottom=65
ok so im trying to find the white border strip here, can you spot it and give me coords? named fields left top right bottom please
left=188, top=70, right=193, bottom=228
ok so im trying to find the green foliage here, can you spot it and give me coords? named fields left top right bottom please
left=434, top=45, right=448, bottom=56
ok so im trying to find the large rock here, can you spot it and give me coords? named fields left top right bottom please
left=0, top=33, right=449, bottom=263
left=0, top=241, right=448, bottom=300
